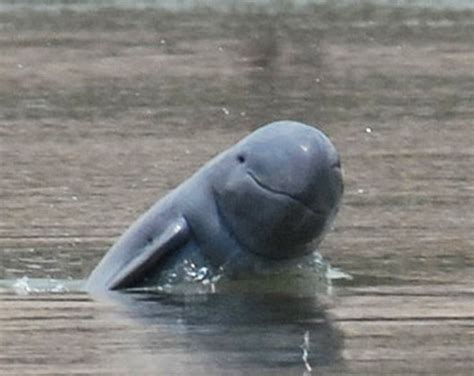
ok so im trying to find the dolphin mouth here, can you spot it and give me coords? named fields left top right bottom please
left=246, top=171, right=324, bottom=218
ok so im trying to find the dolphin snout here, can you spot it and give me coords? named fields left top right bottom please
left=241, top=126, right=344, bottom=222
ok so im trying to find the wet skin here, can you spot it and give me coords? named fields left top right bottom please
left=85, top=121, right=343, bottom=293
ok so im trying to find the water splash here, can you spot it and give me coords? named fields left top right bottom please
left=145, top=251, right=350, bottom=296
left=136, top=257, right=222, bottom=295
left=325, top=265, right=353, bottom=281
left=1, top=252, right=350, bottom=296
left=0, top=276, right=84, bottom=295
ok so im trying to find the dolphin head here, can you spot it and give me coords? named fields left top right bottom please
left=213, top=121, right=343, bottom=259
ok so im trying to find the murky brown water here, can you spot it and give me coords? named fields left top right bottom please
left=1, top=1, right=473, bottom=375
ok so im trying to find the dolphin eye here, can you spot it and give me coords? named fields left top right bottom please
left=237, top=154, right=246, bottom=164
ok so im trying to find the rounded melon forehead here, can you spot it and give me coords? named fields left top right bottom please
left=213, top=120, right=343, bottom=259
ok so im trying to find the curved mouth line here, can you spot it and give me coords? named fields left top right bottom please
left=247, top=171, right=324, bottom=218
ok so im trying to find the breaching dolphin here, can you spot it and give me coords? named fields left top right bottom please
left=85, top=121, right=343, bottom=292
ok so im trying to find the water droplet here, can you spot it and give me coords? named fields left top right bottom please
left=194, top=267, right=208, bottom=281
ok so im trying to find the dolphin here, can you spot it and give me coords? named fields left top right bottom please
left=85, top=121, right=343, bottom=293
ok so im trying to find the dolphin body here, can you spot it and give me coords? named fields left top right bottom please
left=85, top=121, right=343, bottom=293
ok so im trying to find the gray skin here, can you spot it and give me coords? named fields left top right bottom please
left=85, top=121, right=343, bottom=293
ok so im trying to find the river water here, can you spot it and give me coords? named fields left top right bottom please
left=0, top=1, right=473, bottom=375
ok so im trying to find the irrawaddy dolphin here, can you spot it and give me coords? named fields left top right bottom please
left=85, top=121, right=343, bottom=293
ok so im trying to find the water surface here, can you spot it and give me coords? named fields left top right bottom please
left=0, top=1, right=473, bottom=375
